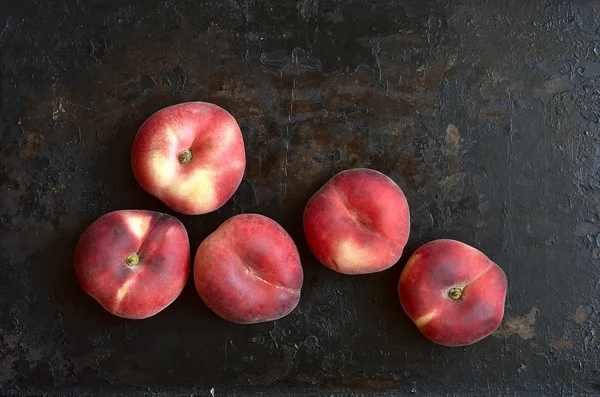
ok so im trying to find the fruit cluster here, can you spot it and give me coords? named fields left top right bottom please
left=74, top=101, right=507, bottom=347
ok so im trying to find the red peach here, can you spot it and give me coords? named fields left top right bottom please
left=398, top=239, right=508, bottom=346
left=74, top=210, right=190, bottom=319
left=131, top=102, right=246, bottom=215
left=194, top=214, right=303, bottom=324
left=303, top=168, right=410, bottom=275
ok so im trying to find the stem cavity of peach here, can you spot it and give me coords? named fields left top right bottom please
left=125, top=254, right=140, bottom=267
left=448, top=287, right=463, bottom=300
left=178, top=148, right=193, bottom=165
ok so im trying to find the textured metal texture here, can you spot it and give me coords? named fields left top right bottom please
left=1, top=0, right=599, bottom=396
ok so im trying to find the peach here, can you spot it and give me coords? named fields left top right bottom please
left=303, top=168, right=410, bottom=275
left=131, top=101, right=246, bottom=215
left=194, top=214, right=303, bottom=324
left=398, top=239, right=508, bottom=346
left=74, top=210, right=190, bottom=319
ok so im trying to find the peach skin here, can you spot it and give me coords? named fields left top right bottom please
left=74, top=210, right=190, bottom=319
left=398, top=239, right=508, bottom=346
left=194, top=214, right=303, bottom=324
left=303, top=168, right=410, bottom=275
left=131, top=101, right=246, bottom=215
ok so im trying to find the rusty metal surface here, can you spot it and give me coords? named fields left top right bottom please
left=1, top=0, right=599, bottom=395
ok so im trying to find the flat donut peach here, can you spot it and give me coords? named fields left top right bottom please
left=303, top=168, right=410, bottom=275
left=131, top=101, right=246, bottom=215
left=194, top=214, right=303, bottom=324
left=74, top=210, right=190, bottom=319
left=398, top=239, right=507, bottom=346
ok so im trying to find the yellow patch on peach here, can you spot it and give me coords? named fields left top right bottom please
left=333, top=239, right=373, bottom=273
left=148, top=151, right=178, bottom=188
left=115, top=278, right=135, bottom=303
left=399, top=254, right=421, bottom=283
left=162, top=126, right=181, bottom=142
left=414, top=310, right=438, bottom=328
left=173, top=168, right=217, bottom=212
left=123, top=213, right=152, bottom=240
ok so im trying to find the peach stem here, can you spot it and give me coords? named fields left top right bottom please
left=125, top=254, right=139, bottom=267
left=448, top=287, right=463, bottom=300
left=178, top=148, right=192, bottom=165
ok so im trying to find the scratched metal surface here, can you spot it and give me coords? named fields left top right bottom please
left=1, top=0, right=599, bottom=396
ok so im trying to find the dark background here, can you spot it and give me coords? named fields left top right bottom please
left=1, top=0, right=599, bottom=395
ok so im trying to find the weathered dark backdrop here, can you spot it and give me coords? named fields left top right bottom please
left=1, top=0, right=599, bottom=395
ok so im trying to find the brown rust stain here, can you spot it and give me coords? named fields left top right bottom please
left=25, top=346, right=44, bottom=369
left=493, top=307, right=538, bottom=340
left=573, top=306, right=592, bottom=324
left=439, top=124, right=465, bottom=202
left=445, top=124, right=460, bottom=148
left=551, top=329, right=574, bottom=350
left=533, top=74, right=573, bottom=104
left=3, top=333, right=20, bottom=349
left=17, top=122, right=43, bottom=160
left=551, top=338, right=574, bottom=350
left=475, top=71, right=521, bottom=119
left=574, top=222, right=600, bottom=236
left=1, top=354, right=17, bottom=382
